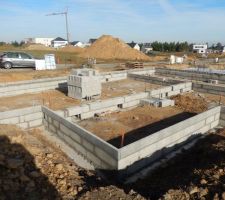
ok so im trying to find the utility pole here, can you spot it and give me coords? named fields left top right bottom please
left=46, top=8, right=70, bottom=43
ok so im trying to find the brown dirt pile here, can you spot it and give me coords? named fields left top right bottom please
left=60, top=45, right=85, bottom=53
left=79, top=35, right=151, bottom=61
left=171, top=93, right=208, bottom=113
left=0, top=125, right=144, bottom=199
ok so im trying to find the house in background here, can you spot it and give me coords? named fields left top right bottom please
left=89, top=39, right=97, bottom=44
left=70, top=41, right=84, bottom=48
left=193, top=44, right=208, bottom=54
left=140, top=43, right=153, bottom=54
left=127, top=42, right=141, bottom=51
left=26, top=37, right=54, bottom=46
left=51, top=37, right=68, bottom=48
left=223, top=46, right=225, bottom=53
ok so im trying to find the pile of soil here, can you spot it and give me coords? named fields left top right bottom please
left=171, top=93, right=209, bottom=113
left=79, top=35, right=151, bottom=61
left=0, top=125, right=143, bottom=200
left=25, top=44, right=55, bottom=51
left=60, top=45, right=85, bottom=53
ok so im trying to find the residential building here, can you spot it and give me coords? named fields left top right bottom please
left=26, top=37, right=54, bottom=46
left=127, top=42, right=141, bottom=51
left=51, top=37, right=68, bottom=48
left=70, top=41, right=84, bottom=48
left=193, top=44, right=208, bottom=54
left=89, top=39, right=97, bottom=44
left=140, top=43, right=153, bottom=53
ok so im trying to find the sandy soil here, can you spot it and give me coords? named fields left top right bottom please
left=0, top=90, right=81, bottom=112
left=77, top=106, right=191, bottom=148
left=101, top=79, right=160, bottom=99
left=0, top=69, right=71, bottom=83
left=0, top=79, right=160, bottom=111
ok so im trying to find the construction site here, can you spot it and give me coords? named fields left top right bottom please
left=0, top=35, right=225, bottom=200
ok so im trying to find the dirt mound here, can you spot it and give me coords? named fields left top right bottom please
left=59, top=45, right=85, bottom=53
left=25, top=44, right=55, bottom=51
left=171, top=93, right=208, bottom=113
left=79, top=35, right=151, bottom=61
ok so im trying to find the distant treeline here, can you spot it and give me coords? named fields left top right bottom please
left=0, top=41, right=25, bottom=47
left=151, top=41, right=190, bottom=52
left=150, top=41, right=224, bottom=52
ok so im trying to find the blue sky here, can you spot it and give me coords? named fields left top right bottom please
left=1, top=0, right=225, bottom=43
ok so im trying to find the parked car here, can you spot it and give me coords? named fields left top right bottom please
left=0, top=52, right=35, bottom=69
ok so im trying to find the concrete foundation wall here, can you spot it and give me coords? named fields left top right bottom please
left=64, top=93, right=148, bottom=118
left=156, top=68, right=225, bottom=84
left=42, top=106, right=119, bottom=170
left=148, top=82, right=192, bottom=98
left=43, top=105, right=221, bottom=176
left=100, top=68, right=155, bottom=83
left=0, top=106, right=43, bottom=129
left=0, top=77, right=67, bottom=97
left=128, top=73, right=182, bottom=86
left=118, top=106, right=221, bottom=173
left=193, top=82, right=225, bottom=96
left=220, top=106, right=225, bottom=127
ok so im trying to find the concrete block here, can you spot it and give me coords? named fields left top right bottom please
left=18, top=122, right=29, bottom=129
left=206, top=115, right=215, bottom=124
left=80, top=112, right=95, bottom=120
left=24, top=112, right=43, bottom=122
left=122, top=100, right=140, bottom=109
left=0, top=106, right=41, bottom=120
left=49, top=124, right=57, bottom=133
left=0, top=117, right=19, bottom=124
left=167, top=90, right=181, bottom=96
left=60, top=124, right=81, bottom=143
left=95, top=146, right=117, bottom=167
left=82, top=139, right=94, bottom=152
left=29, top=119, right=43, bottom=127
left=86, top=151, right=101, bottom=166
left=124, top=92, right=148, bottom=102
left=210, top=120, right=219, bottom=129
left=172, top=83, right=186, bottom=91
left=220, top=120, right=225, bottom=127
left=65, top=106, right=82, bottom=117
left=53, top=119, right=60, bottom=128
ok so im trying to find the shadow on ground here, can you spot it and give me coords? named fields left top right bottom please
left=77, top=131, right=225, bottom=200
left=108, top=112, right=196, bottom=148
left=0, top=135, right=61, bottom=200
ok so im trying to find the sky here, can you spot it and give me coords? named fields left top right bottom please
left=1, top=0, right=225, bottom=44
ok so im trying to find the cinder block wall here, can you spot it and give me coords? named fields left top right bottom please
left=156, top=68, right=225, bottom=84
left=64, top=93, right=148, bottom=119
left=128, top=73, right=182, bottom=86
left=0, top=77, right=67, bottom=97
left=42, top=106, right=119, bottom=170
left=220, top=106, right=225, bottom=127
left=63, top=82, right=192, bottom=120
left=100, top=68, right=155, bottom=83
left=0, top=106, right=43, bottom=129
left=42, top=106, right=221, bottom=176
left=117, top=106, right=221, bottom=174
left=193, top=83, right=225, bottom=96
left=148, top=82, right=192, bottom=98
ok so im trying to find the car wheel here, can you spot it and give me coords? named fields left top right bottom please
left=4, top=62, right=13, bottom=69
